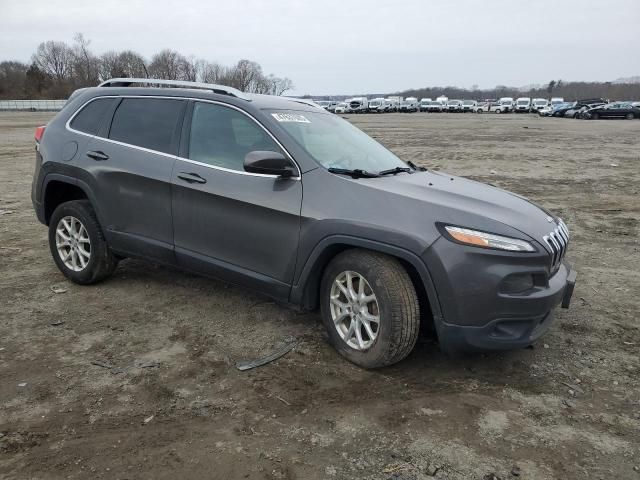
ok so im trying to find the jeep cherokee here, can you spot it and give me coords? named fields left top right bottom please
left=32, top=78, right=576, bottom=368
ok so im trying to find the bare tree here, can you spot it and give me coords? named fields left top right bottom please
left=71, top=33, right=100, bottom=87
left=178, top=55, right=198, bottom=81
left=32, top=41, right=73, bottom=82
left=148, top=49, right=185, bottom=80
left=117, top=50, right=148, bottom=78
left=270, top=76, right=294, bottom=96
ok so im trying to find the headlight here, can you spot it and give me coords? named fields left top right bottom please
left=444, top=226, right=535, bottom=252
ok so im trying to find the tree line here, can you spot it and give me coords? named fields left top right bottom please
left=0, top=34, right=294, bottom=99
left=393, top=79, right=640, bottom=102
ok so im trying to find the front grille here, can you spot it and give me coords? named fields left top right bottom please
left=543, top=220, right=570, bottom=272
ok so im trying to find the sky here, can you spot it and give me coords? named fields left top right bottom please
left=1, top=0, right=639, bottom=95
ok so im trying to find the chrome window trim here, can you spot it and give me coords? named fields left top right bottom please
left=65, top=95, right=301, bottom=180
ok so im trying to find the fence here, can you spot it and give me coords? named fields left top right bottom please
left=0, top=100, right=67, bottom=111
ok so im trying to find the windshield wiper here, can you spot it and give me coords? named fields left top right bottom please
left=407, top=161, right=427, bottom=171
left=327, top=167, right=379, bottom=178
left=378, top=166, right=413, bottom=176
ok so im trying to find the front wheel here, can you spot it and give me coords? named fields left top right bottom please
left=48, top=200, right=118, bottom=284
left=320, top=250, right=420, bottom=368
left=626, top=113, right=635, bottom=120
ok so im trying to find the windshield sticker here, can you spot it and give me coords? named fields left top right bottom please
left=271, top=113, right=310, bottom=123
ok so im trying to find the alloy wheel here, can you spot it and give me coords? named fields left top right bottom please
left=55, top=215, right=91, bottom=272
left=329, top=271, right=380, bottom=350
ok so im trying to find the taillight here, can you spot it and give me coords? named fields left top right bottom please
left=35, top=125, right=46, bottom=143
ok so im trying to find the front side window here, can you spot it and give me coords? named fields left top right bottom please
left=271, top=109, right=408, bottom=172
left=109, top=98, right=184, bottom=154
left=70, top=97, right=116, bottom=135
left=189, top=102, right=282, bottom=171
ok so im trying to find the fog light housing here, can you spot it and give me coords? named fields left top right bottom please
left=500, top=273, right=535, bottom=294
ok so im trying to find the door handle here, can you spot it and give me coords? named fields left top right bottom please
left=177, top=172, right=207, bottom=184
left=86, top=150, right=109, bottom=161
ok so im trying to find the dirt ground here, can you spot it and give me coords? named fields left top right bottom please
left=1, top=111, right=638, bottom=480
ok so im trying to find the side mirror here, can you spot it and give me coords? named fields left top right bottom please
left=244, top=151, right=296, bottom=178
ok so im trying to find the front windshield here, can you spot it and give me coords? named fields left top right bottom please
left=517, top=100, right=528, bottom=105
left=462, top=100, right=474, bottom=105
left=316, top=101, right=330, bottom=107
left=370, top=101, right=381, bottom=106
left=271, top=110, right=407, bottom=172
left=535, top=100, right=546, bottom=105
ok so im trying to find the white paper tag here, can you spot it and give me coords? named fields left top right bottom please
left=271, top=113, right=310, bottom=123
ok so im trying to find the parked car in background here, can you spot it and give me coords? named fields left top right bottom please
left=334, top=102, right=348, bottom=114
left=551, top=103, right=577, bottom=117
left=564, top=102, right=605, bottom=119
left=498, top=97, right=514, bottom=113
left=349, top=97, right=369, bottom=113
left=436, top=95, right=448, bottom=106
left=447, top=100, right=463, bottom=112
left=326, top=101, right=338, bottom=113
left=424, top=100, right=444, bottom=112
left=461, top=100, right=477, bottom=112
left=400, top=97, right=419, bottom=112
left=419, top=98, right=432, bottom=112
left=550, top=97, right=564, bottom=108
left=368, top=98, right=386, bottom=113
left=315, top=100, right=331, bottom=110
left=383, top=98, right=398, bottom=112
left=582, top=102, right=640, bottom=120
left=531, top=98, right=548, bottom=112
left=475, top=101, right=489, bottom=113
left=515, top=97, right=531, bottom=113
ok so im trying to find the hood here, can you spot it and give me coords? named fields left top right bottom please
left=359, top=170, right=558, bottom=247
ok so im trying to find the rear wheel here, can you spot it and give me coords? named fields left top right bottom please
left=320, top=250, right=420, bottom=368
left=495, top=109, right=502, bottom=114
left=591, top=112, right=599, bottom=120
left=626, top=113, right=635, bottom=120
left=48, top=200, right=118, bottom=284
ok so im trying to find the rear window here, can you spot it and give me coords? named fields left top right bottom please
left=108, top=98, right=184, bottom=154
left=70, top=98, right=116, bottom=135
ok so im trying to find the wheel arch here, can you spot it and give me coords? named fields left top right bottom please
left=42, top=174, right=102, bottom=228
left=290, top=236, right=443, bottom=329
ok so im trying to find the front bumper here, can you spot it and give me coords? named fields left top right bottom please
left=423, top=236, right=576, bottom=353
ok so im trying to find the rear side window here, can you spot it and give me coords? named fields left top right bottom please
left=109, top=98, right=184, bottom=154
left=70, top=98, right=116, bottom=135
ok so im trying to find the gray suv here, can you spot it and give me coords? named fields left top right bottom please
left=32, top=78, right=576, bottom=368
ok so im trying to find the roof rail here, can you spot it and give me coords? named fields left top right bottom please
left=285, top=97, right=325, bottom=110
left=98, top=78, right=251, bottom=101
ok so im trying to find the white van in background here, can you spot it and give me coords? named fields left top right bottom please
left=515, top=97, right=531, bottom=113
left=551, top=97, right=564, bottom=108
left=531, top=98, right=549, bottom=112
left=348, top=97, right=369, bottom=113
left=400, top=97, right=419, bottom=112
left=419, top=98, right=432, bottom=112
left=461, top=99, right=478, bottom=112
left=367, top=98, right=386, bottom=113
left=436, top=95, right=449, bottom=106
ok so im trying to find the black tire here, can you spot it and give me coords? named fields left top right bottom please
left=626, top=113, right=635, bottom=120
left=48, top=200, right=118, bottom=285
left=591, top=112, right=599, bottom=120
left=320, top=249, right=420, bottom=368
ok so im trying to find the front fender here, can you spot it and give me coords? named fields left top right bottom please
left=289, top=234, right=444, bottom=330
